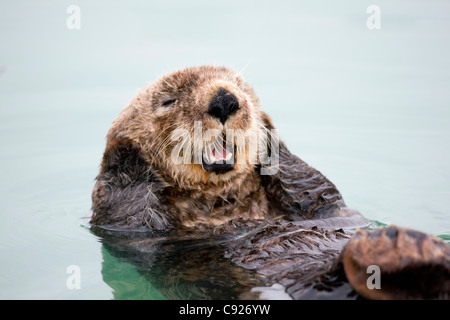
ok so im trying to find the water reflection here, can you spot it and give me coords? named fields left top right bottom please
left=96, top=228, right=263, bottom=299
left=93, top=219, right=362, bottom=300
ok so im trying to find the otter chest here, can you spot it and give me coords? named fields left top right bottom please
left=164, top=187, right=269, bottom=228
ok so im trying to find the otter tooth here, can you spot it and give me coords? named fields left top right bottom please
left=204, top=145, right=217, bottom=164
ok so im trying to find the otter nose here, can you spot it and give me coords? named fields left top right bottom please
left=208, top=88, right=239, bottom=124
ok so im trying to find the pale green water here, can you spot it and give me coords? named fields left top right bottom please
left=1, top=0, right=450, bottom=299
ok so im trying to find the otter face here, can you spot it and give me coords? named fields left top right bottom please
left=119, top=65, right=271, bottom=187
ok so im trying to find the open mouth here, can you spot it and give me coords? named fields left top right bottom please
left=202, top=139, right=236, bottom=174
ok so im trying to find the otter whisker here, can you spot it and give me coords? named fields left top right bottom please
left=150, top=125, right=181, bottom=166
left=152, top=122, right=189, bottom=160
left=156, top=123, right=186, bottom=152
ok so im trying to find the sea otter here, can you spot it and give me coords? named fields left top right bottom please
left=91, top=65, right=450, bottom=299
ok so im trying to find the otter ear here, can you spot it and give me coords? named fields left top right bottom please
left=260, top=111, right=276, bottom=131
left=257, top=112, right=279, bottom=176
left=90, top=138, right=171, bottom=231
left=258, top=114, right=362, bottom=222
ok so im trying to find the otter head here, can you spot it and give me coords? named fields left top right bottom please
left=107, top=65, right=274, bottom=188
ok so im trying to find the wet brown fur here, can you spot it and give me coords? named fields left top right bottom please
left=91, top=65, right=450, bottom=299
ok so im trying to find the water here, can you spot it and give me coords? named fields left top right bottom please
left=1, top=0, right=450, bottom=299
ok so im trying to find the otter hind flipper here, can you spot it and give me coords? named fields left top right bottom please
left=341, top=225, right=450, bottom=299
left=90, top=138, right=172, bottom=231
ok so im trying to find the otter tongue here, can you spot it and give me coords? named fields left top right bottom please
left=212, top=143, right=227, bottom=160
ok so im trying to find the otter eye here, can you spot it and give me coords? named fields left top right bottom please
left=162, top=98, right=176, bottom=107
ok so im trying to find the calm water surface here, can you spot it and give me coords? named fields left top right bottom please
left=1, top=1, right=450, bottom=299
